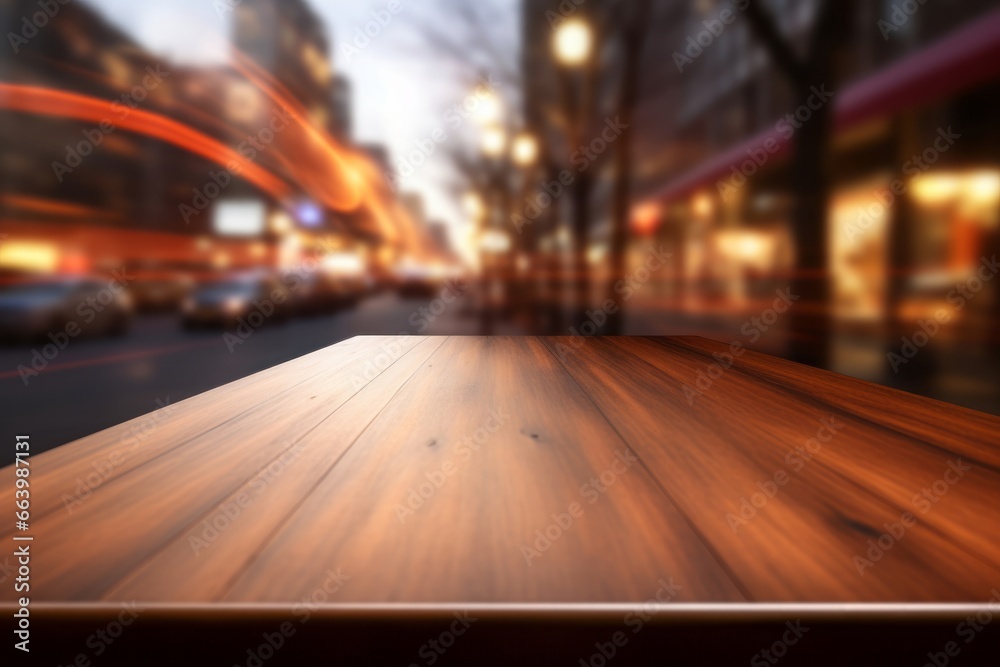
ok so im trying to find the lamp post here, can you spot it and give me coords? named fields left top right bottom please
left=553, top=17, right=594, bottom=325
left=511, top=133, right=538, bottom=167
left=553, top=19, right=593, bottom=66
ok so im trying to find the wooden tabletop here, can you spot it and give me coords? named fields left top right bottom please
left=3, top=335, right=999, bottom=605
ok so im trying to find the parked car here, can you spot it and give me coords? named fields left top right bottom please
left=285, top=271, right=354, bottom=316
left=395, top=261, right=445, bottom=298
left=394, top=260, right=464, bottom=298
left=131, top=276, right=193, bottom=312
left=182, top=273, right=291, bottom=328
left=0, top=277, right=133, bottom=343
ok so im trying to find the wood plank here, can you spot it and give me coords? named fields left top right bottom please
left=619, top=336, right=1000, bottom=569
left=668, top=335, right=1000, bottom=469
left=222, top=336, right=746, bottom=603
left=101, top=336, right=448, bottom=601
left=0, top=335, right=429, bottom=602
left=544, top=336, right=1000, bottom=601
left=0, top=335, right=410, bottom=525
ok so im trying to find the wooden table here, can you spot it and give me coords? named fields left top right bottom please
left=4, top=336, right=1000, bottom=662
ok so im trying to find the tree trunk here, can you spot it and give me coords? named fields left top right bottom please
left=743, top=0, right=852, bottom=370
left=787, top=102, right=833, bottom=368
left=605, top=0, right=651, bottom=335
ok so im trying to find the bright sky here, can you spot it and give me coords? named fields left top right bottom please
left=84, top=0, right=518, bottom=250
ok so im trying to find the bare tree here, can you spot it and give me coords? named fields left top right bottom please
left=742, top=0, right=854, bottom=367
left=604, top=0, right=653, bottom=335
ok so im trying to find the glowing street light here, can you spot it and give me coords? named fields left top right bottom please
left=479, top=229, right=511, bottom=254
left=481, top=126, right=507, bottom=157
left=474, top=91, right=502, bottom=125
left=553, top=19, right=593, bottom=66
left=269, top=211, right=294, bottom=235
left=512, top=133, right=538, bottom=166
left=692, top=191, right=713, bottom=218
left=463, top=192, right=485, bottom=221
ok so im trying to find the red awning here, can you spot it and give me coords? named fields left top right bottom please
left=651, top=6, right=1000, bottom=205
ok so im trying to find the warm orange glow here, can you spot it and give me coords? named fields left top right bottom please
left=631, top=202, right=661, bottom=235
left=0, top=55, right=443, bottom=261
left=0, top=194, right=120, bottom=220
left=911, top=170, right=1000, bottom=220
left=0, top=83, right=291, bottom=202
left=228, top=50, right=364, bottom=212
left=692, top=192, right=713, bottom=217
left=0, top=240, right=60, bottom=272
left=231, top=50, right=431, bottom=257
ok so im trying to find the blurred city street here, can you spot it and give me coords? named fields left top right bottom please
left=2, top=0, right=999, bottom=458
left=4, top=280, right=997, bottom=466
left=0, top=290, right=485, bottom=463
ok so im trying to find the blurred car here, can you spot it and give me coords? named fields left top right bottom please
left=286, top=271, right=356, bottom=316
left=395, top=261, right=445, bottom=298
left=131, top=276, right=193, bottom=312
left=0, top=277, right=133, bottom=342
left=394, top=260, right=465, bottom=298
left=182, top=273, right=292, bottom=328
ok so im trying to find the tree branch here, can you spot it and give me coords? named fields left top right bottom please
left=742, top=0, right=806, bottom=85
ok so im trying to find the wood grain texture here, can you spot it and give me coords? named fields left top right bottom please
left=222, top=336, right=744, bottom=603
left=2, top=336, right=427, bottom=600
left=2, top=335, right=998, bottom=605
left=0, top=335, right=408, bottom=525
left=668, top=335, right=1000, bottom=469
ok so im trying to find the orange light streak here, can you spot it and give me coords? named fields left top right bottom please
left=0, top=83, right=291, bottom=202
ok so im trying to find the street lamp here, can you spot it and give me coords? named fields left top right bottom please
left=511, top=133, right=538, bottom=166
left=553, top=17, right=594, bottom=325
left=479, top=229, right=511, bottom=254
left=474, top=91, right=502, bottom=125
left=480, top=126, right=507, bottom=157
left=553, top=19, right=593, bottom=66
left=463, top=192, right=485, bottom=221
